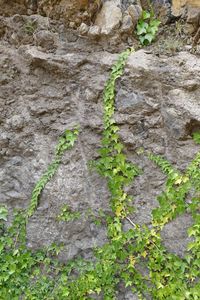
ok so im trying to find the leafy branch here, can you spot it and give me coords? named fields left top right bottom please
left=27, top=128, right=79, bottom=218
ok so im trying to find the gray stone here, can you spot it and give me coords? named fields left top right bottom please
left=1, top=20, right=200, bottom=297
left=28, top=14, right=50, bottom=30
left=112, top=0, right=121, bottom=6
left=121, top=14, right=134, bottom=33
left=116, top=89, right=145, bottom=113
left=127, top=4, right=142, bottom=27
left=161, top=214, right=194, bottom=257
left=88, top=25, right=101, bottom=38
left=124, top=291, right=138, bottom=300
left=0, top=17, right=6, bottom=38
left=95, top=1, right=122, bottom=35
left=162, top=106, right=186, bottom=140
left=78, top=22, right=89, bottom=35
left=34, top=30, right=58, bottom=50
left=187, top=7, right=200, bottom=27
left=69, top=21, right=76, bottom=29
left=6, top=115, right=24, bottom=130
left=127, top=49, right=155, bottom=71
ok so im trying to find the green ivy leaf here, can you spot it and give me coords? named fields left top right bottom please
left=0, top=206, right=8, bottom=221
left=144, top=33, right=154, bottom=44
left=142, top=10, right=151, bottom=20
left=136, top=22, right=148, bottom=35
left=193, top=132, right=200, bottom=144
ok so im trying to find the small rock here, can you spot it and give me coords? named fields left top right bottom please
left=127, top=37, right=133, bottom=45
left=34, top=30, right=57, bottom=50
left=12, top=14, right=24, bottom=23
left=124, top=291, right=138, bottom=300
left=27, top=9, right=34, bottom=15
left=172, top=0, right=200, bottom=17
left=183, top=23, right=196, bottom=35
left=184, top=45, right=192, bottom=51
left=95, top=1, right=122, bottom=35
left=85, top=88, right=99, bottom=103
left=69, top=21, right=76, bottom=29
left=121, top=14, right=134, bottom=33
left=183, top=80, right=198, bottom=92
left=74, top=17, right=82, bottom=27
left=127, top=4, right=142, bottom=27
left=88, top=25, right=101, bottom=38
left=29, top=15, right=50, bottom=31
left=187, top=7, right=200, bottom=32
left=66, top=32, right=78, bottom=42
left=116, top=89, right=145, bottom=113
left=78, top=23, right=89, bottom=35
left=187, top=7, right=200, bottom=23
left=7, top=115, right=24, bottom=130
left=0, top=18, right=6, bottom=38
left=10, top=32, right=19, bottom=45
left=59, top=24, right=65, bottom=33
left=150, top=0, right=171, bottom=24
left=108, top=34, right=121, bottom=46
left=112, top=0, right=121, bottom=6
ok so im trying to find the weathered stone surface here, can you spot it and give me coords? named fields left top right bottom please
left=88, top=25, right=101, bottom=37
left=2, top=0, right=101, bottom=26
left=1, top=14, right=200, bottom=298
left=29, top=14, right=50, bottom=30
left=161, top=214, right=193, bottom=257
left=121, top=14, right=134, bottom=33
left=95, top=1, right=122, bottom=35
left=0, top=0, right=27, bottom=16
left=34, top=30, right=58, bottom=50
left=127, top=4, right=142, bottom=27
left=172, top=0, right=200, bottom=16
left=187, top=7, right=200, bottom=31
left=36, top=0, right=103, bottom=25
left=38, top=0, right=87, bottom=18
left=0, top=17, right=6, bottom=38
left=78, top=22, right=89, bottom=35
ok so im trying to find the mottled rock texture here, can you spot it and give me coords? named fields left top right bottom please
left=95, top=1, right=122, bottom=35
left=0, top=12, right=200, bottom=299
left=172, top=0, right=200, bottom=16
left=0, top=0, right=103, bottom=24
left=0, top=0, right=27, bottom=16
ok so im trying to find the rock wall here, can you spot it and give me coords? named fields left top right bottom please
left=0, top=5, right=200, bottom=299
left=0, top=0, right=27, bottom=16
left=1, top=8, right=200, bottom=278
left=172, top=0, right=200, bottom=16
left=1, top=0, right=200, bottom=32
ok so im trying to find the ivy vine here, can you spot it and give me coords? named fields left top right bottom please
left=27, top=128, right=79, bottom=218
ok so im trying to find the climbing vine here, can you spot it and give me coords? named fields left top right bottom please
left=0, top=49, right=200, bottom=299
left=27, top=128, right=79, bottom=218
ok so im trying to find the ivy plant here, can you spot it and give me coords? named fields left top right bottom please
left=57, top=205, right=81, bottom=222
left=27, top=127, right=79, bottom=218
left=0, top=206, right=8, bottom=221
left=136, top=10, right=161, bottom=45
left=193, top=131, right=200, bottom=144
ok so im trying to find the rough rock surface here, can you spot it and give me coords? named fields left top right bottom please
left=0, top=0, right=27, bottom=16
left=1, top=0, right=200, bottom=38
left=172, top=0, right=200, bottom=16
left=1, top=12, right=200, bottom=299
left=95, top=1, right=122, bottom=35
